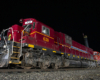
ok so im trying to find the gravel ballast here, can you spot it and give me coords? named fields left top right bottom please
left=0, top=69, right=100, bottom=80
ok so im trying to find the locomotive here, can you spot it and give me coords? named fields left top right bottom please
left=93, top=51, right=100, bottom=66
left=0, top=18, right=97, bottom=69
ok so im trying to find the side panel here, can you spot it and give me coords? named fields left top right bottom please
left=59, top=32, right=65, bottom=52
left=35, top=22, right=55, bottom=50
left=22, top=36, right=36, bottom=45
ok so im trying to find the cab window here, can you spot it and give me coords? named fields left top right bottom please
left=33, top=22, right=35, bottom=29
left=42, top=26, right=50, bottom=36
left=23, top=24, right=32, bottom=28
left=65, top=35, right=72, bottom=45
left=28, top=24, right=32, bottom=28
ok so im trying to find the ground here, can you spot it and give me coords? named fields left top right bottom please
left=0, top=68, right=100, bottom=80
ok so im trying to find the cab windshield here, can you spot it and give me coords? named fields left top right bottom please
left=23, top=24, right=32, bottom=29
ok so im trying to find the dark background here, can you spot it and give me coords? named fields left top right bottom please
left=0, top=1, right=100, bottom=51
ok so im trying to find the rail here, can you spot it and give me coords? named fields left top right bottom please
left=0, top=67, right=99, bottom=73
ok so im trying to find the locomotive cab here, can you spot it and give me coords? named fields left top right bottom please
left=19, top=18, right=37, bottom=45
left=20, top=18, right=36, bottom=33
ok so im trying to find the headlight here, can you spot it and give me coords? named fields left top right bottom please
left=3, top=45, right=6, bottom=48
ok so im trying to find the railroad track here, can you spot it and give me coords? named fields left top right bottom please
left=0, top=67, right=99, bottom=73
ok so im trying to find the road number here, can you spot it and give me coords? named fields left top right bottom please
left=43, top=37, right=49, bottom=42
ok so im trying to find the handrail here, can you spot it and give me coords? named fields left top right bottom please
left=1, top=27, right=14, bottom=65
left=1, top=27, right=14, bottom=54
left=20, top=24, right=30, bottom=57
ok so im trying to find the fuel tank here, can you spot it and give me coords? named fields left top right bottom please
left=64, top=59, right=89, bottom=67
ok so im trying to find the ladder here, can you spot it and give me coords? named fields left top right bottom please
left=10, top=24, right=30, bottom=64
left=10, top=42, right=21, bottom=64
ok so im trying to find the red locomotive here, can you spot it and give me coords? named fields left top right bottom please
left=93, top=51, right=100, bottom=66
left=0, top=18, right=97, bottom=69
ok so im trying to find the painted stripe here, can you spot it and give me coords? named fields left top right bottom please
left=42, top=48, right=47, bottom=51
left=30, top=32, right=36, bottom=35
left=28, top=44, right=34, bottom=48
left=19, top=36, right=26, bottom=41
left=71, top=46, right=87, bottom=53
left=14, top=41, right=89, bottom=61
left=11, top=57, right=19, bottom=59
left=53, top=51, right=56, bottom=53
left=61, top=53, right=64, bottom=54
left=13, top=51, right=20, bottom=53
left=73, top=55, right=75, bottom=57
left=77, top=56, right=79, bottom=58
left=30, top=31, right=54, bottom=39
left=54, top=41, right=87, bottom=53
left=9, top=61, right=12, bottom=63
left=13, top=46, right=20, bottom=48
left=9, top=61, right=21, bottom=64
left=11, top=61, right=21, bottom=64
left=68, top=54, right=70, bottom=56
left=54, top=41, right=71, bottom=48
left=21, top=30, right=29, bottom=34
left=14, top=41, right=20, bottom=43
left=16, top=30, right=87, bottom=54
left=36, top=31, right=54, bottom=39
left=54, top=41, right=57, bottom=43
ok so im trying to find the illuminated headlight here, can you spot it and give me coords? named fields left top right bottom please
left=25, top=44, right=28, bottom=46
left=3, top=45, right=6, bottom=48
left=25, top=21, right=32, bottom=24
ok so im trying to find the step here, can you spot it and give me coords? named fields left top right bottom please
left=13, top=46, right=20, bottom=48
left=11, top=57, right=19, bottom=59
left=11, top=53, right=19, bottom=57
left=13, top=51, right=20, bottom=54
left=9, top=61, right=21, bottom=64
left=13, top=49, right=19, bottom=52
left=13, top=42, right=21, bottom=47
left=12, top=62, right=21, bottom=64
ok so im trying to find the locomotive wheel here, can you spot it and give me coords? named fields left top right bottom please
left=51, top=63, right=58, bottom=69
left=39, top=62, right=47, bottom=69
left=20, top=52, right=32, bottom=69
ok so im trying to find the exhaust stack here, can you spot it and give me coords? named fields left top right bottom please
left=83, top=34, right=89, bottom=48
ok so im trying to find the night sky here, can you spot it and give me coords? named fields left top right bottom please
left=0, top=1, right=100, bottom=51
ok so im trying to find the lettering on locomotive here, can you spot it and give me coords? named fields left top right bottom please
left=43, top=37, right=49, bottom=42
